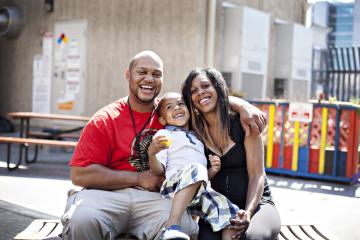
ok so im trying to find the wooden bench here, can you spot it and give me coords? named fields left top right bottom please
left=279, top=225, right=331, bottom=240
left=14, top=219, right=333, bottom=240
left=28, top=131, right=80, bottom=140
left=6, top=112, right=89, bottom=165
left=14, top=219, right=135, bottom=240
left=0, top=136, right=77, bottom=171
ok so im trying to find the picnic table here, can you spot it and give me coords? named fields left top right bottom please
left=0, top=112, right=90, bottom=170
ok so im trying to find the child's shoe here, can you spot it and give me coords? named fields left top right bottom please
left=160, top=225, right=190, bottom=240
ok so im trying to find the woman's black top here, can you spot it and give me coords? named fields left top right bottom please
left=205, top=114, right=273, bottom=209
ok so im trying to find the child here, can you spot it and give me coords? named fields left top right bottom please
left=147, top=92, right=239, bottom=240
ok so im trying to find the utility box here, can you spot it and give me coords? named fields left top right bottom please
left=221, top=6, right=270, bottom=99
left=274, top=23, right=313, bottom=101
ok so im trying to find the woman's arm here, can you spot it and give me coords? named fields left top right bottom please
left=244, top=132, right=265, bottom=218
left=228, top=132, right=265, bottom=238
left=228, top=96, right=267, bottom=136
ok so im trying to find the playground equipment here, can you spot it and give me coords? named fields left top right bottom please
left=250, top=100, right=360, bottom=183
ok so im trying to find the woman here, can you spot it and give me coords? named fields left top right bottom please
left=181, top=67, right=281, bottom=240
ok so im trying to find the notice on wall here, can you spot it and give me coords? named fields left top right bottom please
left=32, top=55, right=50, bottom=113
left=32, top=32, right=53, bottom=113
left=42, top=32, right=53, bottom=79
left=53, top=20, right=87, bottom=114
left=288, top=102, right=313, bottom=123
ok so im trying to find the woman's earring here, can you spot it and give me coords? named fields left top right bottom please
left=194, top=108, right=199, bottom=115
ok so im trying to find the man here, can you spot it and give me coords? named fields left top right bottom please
left=61, top=50, right=266, bottom=240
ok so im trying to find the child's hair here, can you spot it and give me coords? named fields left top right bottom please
left=156, top=92, right=182, bottom=117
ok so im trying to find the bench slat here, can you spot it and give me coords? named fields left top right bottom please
left=288, top=225, right=313, bottom=240
left=0, top=137, right=77, bottom=147
left=301, top=225, right=330, bottom=240
left=29, top=131, right=80, bottom=139
left=280, top=226, right=300, bottom=240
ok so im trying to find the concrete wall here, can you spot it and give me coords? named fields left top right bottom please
left=0, top=0, right=306, bottom=117
left=0, top=0, right=208, bottom=116
left=0, top=0, right=44, bottom=116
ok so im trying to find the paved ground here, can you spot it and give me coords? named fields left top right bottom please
left=0, top=138, right=359, bottom=240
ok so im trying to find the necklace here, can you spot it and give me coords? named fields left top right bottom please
left=127, top=97, right=155, bottom=151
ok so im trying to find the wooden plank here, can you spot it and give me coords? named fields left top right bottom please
left=301, top=225, right=329, bottom=240
left=37, top=222, right=57, bottom=238
left=0, top=137, right=77, bottom=147
left=7, top=112, right=90, bottom=122
left=288, top=225, right=313, bottom=240
left=50, top=222, right=63, bottom=237
left=29, top=131, right=80, bottom=139
left=280, top=225, right=300, bottom=240
left=14, top=219, right=48, bottom=240
left=278, top=232, right=288, bottom=240
left=15, top=219, right=137, bottom=240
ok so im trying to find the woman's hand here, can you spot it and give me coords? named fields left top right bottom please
left=228, top=209, right=251, bottom=238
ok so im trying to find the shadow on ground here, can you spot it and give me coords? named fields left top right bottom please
left=268, top=174, right=360, bottom=198
left=0, top=142, right=72, bottom=180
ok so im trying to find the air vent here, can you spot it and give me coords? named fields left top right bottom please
left=247, top=61, right=262, bottom=72
left=296, top=69, right=307, bottom=78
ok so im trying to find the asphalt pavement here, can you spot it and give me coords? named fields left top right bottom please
left=0, top=136, right=359, bottom=240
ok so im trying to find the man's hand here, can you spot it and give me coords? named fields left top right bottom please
left=137, top=170, right=162, bottom=192
left=228, top=209, right=251, bottom=238
left=239, top=104, right=267, bottom=136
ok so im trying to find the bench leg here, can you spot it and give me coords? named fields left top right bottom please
left=25, top=144, right=39, bottom=164
left=7, top=143, right=22, bottom=171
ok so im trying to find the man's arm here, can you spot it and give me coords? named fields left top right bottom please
left=71, top=164, right=161, bottom=191
left=228, top=96, right=267, bottom=136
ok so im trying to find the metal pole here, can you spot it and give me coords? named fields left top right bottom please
left=346, top=47, right=352, bottom=101
left=352, top=47, right=358, bottom=99
left=328, top=47, right=335, bottom=97
left=340, top=48, right=346, bottom=101
left=334, top=47, right=341, bottom=100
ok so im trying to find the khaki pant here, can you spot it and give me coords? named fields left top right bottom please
left=61, top=188, right=198, bottom=240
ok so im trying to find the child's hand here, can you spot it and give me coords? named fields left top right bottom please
left=148, top=135, right=171, bottom=156
left=209, top=154, right=221, bottom=173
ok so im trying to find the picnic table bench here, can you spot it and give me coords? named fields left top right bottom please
left=1, top=112, right=90, bottom=170
left=0, top=136, right=77, bottom=170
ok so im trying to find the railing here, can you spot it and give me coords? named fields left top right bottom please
left=249, top=100, right=360, bottom=183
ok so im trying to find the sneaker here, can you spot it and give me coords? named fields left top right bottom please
left=160, top=225, right=190, bottom=240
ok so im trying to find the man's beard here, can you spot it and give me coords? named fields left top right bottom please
left=135, top=91, right=157, bottom=104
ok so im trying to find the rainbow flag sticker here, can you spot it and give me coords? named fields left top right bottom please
left=57, top=33, right=69, bottom=44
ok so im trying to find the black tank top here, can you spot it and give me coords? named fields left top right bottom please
left=205, top=114, right=273, bottom=209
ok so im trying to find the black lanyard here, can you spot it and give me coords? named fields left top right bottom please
left=127, top=97, right=155, bottom=145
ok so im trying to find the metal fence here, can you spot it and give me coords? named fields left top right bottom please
left=314, top=46, right=360, bottom=102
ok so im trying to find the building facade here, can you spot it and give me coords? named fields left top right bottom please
left=311, top=0, right=360, bottom=47
left=0, top=0, right=306, bottom=118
